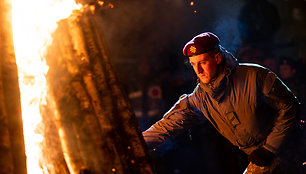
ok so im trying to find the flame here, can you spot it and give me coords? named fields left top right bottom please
left=11, top=0, right=81, bottom=173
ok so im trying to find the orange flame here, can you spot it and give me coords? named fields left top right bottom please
left=11, top=0, right=81, bottom=173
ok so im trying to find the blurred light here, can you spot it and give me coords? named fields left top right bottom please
left=98, top=1, right=104, bottom=6
left=108, top=3, right=114, bottom=8
left=112, top=168, right=117, bottom=172
left=190, top=1, right=194, bottom=6
left=90, top=5, right=95, bottom=13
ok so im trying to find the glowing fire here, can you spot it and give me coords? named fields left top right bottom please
left=11, top=0, right=81, bottom=173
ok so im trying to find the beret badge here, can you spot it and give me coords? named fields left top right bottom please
left=189, top=46, right=196, bottom=54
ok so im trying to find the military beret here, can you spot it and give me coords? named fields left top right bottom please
left=183, top=32, right=220, bottom=56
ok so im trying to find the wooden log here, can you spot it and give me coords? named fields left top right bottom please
left=0, top=0, right=27, bottom=173
left=44, top=7, right=154, bottom=174
left=78, top=10, right=154, bottom=174
left=38, top=105, right=70, bottom=174
left=44, top=16, right=115, bottom=174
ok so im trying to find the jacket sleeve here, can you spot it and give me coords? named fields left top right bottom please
left=261, top=71, right=300, bottom=154
left=142, top=93, right=205, bottom=150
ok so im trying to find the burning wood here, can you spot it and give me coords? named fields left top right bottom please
left=42, top=6, right=154, bottom=174
left=0, top=0, right=27, bottom=173
left=2, top=0, right=153, bottom=173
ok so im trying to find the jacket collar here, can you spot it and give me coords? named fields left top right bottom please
left=200, top=50, right=238, bottom=102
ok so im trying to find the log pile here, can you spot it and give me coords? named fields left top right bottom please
left=41, top=6, right=154, bottom=174
left=0, top=1, right=153, bottom=173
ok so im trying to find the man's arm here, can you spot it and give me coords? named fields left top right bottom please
left=142, top=93, right=205, bottom=150
left=249, top=71, right=300, bottom=166
left=262, top=71, right=300, bottom=154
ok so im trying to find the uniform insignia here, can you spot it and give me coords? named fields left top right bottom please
left=190, top=46, right=196, bottom=54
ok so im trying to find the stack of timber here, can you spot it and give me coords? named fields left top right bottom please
left=42, top=6, right=154, bottom=174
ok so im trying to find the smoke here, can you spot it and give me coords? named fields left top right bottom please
left=214, top=17, right=241, bottom=54
left=96, top=0, right=201, bottom=83
left=211, top=0, right=243, bottom=55
left=97, top=1, right=190, bottom=62
left=98, top=0, right=305, bottom=64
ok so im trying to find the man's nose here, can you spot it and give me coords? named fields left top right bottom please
left=196, top=64, right=203, bottom=74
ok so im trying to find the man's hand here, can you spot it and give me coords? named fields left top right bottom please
left=248, top=147, right=276, bottom=166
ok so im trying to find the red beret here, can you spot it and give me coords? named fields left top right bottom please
left=183, top=32, right=220, bottom=56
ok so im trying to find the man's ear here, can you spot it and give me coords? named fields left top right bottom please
left=215, top=53, right=222, bottom=64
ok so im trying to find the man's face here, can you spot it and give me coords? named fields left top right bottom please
left=189, top=52, right=221, bottom=84
left=279, top=63, right=296, bottom=80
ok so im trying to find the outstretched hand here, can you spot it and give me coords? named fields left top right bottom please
left=248, top=147, right=275, bottom=167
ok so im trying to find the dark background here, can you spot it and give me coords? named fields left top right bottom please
left=96, top=0, right=306, bottom=173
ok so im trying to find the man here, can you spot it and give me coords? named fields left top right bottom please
left=142, top=32, right=305, bottom=173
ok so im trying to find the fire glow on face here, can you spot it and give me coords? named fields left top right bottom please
left=11, top=0, right=81, bottom=173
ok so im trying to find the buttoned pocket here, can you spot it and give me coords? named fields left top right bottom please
left=226, top=111, right=240, bottom=128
